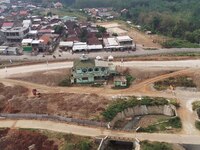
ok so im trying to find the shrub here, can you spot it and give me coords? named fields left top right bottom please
left=137, top=117, right=182, bottom=133
left=141, top=141, right=173, bottom=150
left=78, top=140, right=91, bottom=150
left=154, top=76, right=196, bottom=91
left=195, top=121, right=200, bottom=130
left=168, top=117, right=182, bottom=128
left=192, top=101, right=200, bottom=111
left=162, top=39, right=200, bottom=48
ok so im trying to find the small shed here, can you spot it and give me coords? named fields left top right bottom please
left=114, top=76, right=127, bottom=87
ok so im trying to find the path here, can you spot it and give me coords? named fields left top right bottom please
left=0, top=119, right=200, bottom=144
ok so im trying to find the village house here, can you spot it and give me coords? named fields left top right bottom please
left=71, top=54, right=117, bottom=84
left=114, top=76, right=127, bottom=87
left=103, top=35, right=136, bottom=51
left=1, top=26, right=30, bottom=42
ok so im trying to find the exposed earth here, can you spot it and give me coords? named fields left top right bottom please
left=0, top=128, right=98, bottom=150
left=0, top=60, right=200, bottom=146
left=96, top=22, right=166, bottom=48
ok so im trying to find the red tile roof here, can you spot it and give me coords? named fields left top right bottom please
left=40, top=34, right=51, bottom=45
left=19, top=11, right=28, bottom=16
left=2, top=22, right=14, bottom=27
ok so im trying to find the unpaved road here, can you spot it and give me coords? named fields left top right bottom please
left=0, top=69, right=195, bottom=98
left=0, top=119, right=200, bottom=145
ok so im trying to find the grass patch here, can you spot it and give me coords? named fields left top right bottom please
left=169, top=99, right=180, bottom=108
left=167, top=52, right=200, bottom=57
left=137, top=117, right=182, bottom=133
left=162, top=39, right=200, bottom=48
left=154, top=76, right=196, bottom=91
left=195, top=121, right=200, bottom=130
left=192, top=101, right=200, bottom=111
left=102, top=96, right=169, bottom=121
left=50, top=8, right=87, bottom=21
left=141, top=140, right=173, bottom=150
left=18, top=128, right=38, bottom=132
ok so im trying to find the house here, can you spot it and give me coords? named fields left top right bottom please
left=39, top=34, right=59, bottom=52
left=1, top=26, right=30, bottom=42
left=1, top=22, right=14, bottom=29
left=23, top=20, right=32, bottom=27
left=114, top=76, right=127, bottom=87
left=0, top=0, right=10, bottom=4
left=72, top=42, right=87, bottom=52
left=54, top=2, right=63, bottom=9
left=19, top=10, right=28, bottom=16
left=71, top=54, right=116, bottom=84
left=59, top=41, right=73, bottom=50
left=0, top=46, right=18, bottom=55
left=21, top=38, right=33, bottom=52
left=103, top=35, right=136, bottom=51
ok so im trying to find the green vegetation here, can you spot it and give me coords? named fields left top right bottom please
left=50, top=8, right=87, bottom=21
left=102, top=96, right=169, bottom=121
left=169, top=99, right=180, bottom=108
left=113, top=74, right=135, bottom=89
left=138, top=117, right=182, bottom=133
left=192, top=101, right=200, bottom=111
left=161, top=39, right=200, bottom=48
left=141, top=141, right=173, bottom=150
left=126, top=74, right=135, bottom=87
left=53, top=25, right=65, bottom=35
left=36, top=130, right=97, bottom=150
left=96, top=25, right=107, bottom=38
left=166, top=52, right=200, bottom=57
left=195, top=121, right=200, bottom=131
left=154, top=76, right=196, bottom=91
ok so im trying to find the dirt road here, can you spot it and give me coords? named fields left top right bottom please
left=0, top=119, right=200, bottom=144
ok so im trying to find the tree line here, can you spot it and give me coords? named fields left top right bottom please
left=62, top=0, right=200, bottom=45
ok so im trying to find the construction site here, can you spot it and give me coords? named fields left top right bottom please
left=0, top=59, right=200, bottom=150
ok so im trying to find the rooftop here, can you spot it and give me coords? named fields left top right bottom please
left=116, top=36, right=132, bottom=42
left=114, top=76, right=127, bottom=82
left=73, top=58, right=95, bottom=69
left=2, top=22, right=14, bottom=28
left=22, top=39, right=33, bottom=44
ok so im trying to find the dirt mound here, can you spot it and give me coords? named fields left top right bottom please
left=0, top=83, right=28, bottom=99
left=0, top=128, right=58, bottom=150
left=0, top=84, right=109, bottom=120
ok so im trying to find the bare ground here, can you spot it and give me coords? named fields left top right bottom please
left=9, top=67, right=179, bottom=88
left=0, top=128, right=98, bottom=150
left=97, top=22, right=167, bottom=48
left=0, top=128, right=58, bottom=150
left=10, top=69, right=71, bottom=86
left=0, top=83, right=109, bottom=120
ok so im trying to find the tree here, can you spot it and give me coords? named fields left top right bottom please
left=54, top=25, right=65, bottom=35
left=79, top=29, right=88, bottom=42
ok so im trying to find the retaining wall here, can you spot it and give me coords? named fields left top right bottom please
left=110, top=105, right=176, bottom=127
